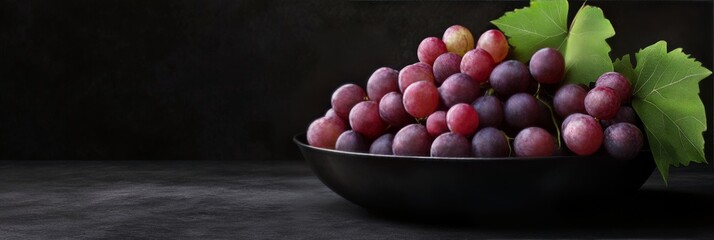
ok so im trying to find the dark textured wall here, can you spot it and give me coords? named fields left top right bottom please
left=0, top=1, right=711, bottom=160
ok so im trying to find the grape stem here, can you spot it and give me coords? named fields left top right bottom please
left=536, top=96, right=562, bottom=150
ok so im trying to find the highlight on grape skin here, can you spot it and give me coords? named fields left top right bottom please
left=442, top=25, right=474, bottom=57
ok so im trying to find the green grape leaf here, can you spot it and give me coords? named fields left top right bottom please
left=624, top=41, right=711, bottom=182
left=491, top=0, right=615, bottom=85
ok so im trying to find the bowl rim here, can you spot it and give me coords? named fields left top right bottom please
left=293, top=132, right=650, bottom=163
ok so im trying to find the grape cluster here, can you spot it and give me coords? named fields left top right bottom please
left=307, top=25, right=644, bottom=160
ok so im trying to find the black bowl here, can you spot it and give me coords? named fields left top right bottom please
left=294, top=133, right=655, bottom=215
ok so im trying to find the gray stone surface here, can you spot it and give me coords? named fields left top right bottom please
left=1, top=160, right=713, bottom=239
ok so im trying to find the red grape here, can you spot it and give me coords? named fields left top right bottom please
left=446, top=103, right=479, bottom=136
left=584, top=86, right=621, bottom=120
left=403, top=81, right=439, bottom=118
left=426, top=111, right=448, bottom=137
left=562, top=113, right=603, bottom=155
left=398, top=62, right=435, bottom=93
left=460, top=48, right=495, bottom=84
left=349, top=100, right=386, bottom=140
left=366, top=67, right=399, bottom=102
left=331, top=84, right=367, bottom=121
left=600, top=106, right=638, bottom=128
left=514, top=127, right=555, bottom=157
left=417, top=37, right=448, bottom=66
left=596, top=72, right=632, bottom=103
left=476, top=29, right=509, bottom=63
left=307, top=116, right=347, bottom=149
left=378, top=92, right=413, bottom=128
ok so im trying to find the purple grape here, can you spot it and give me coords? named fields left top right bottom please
left=331, top=84, right=367, bottom=121
left=378, top=92, right=413, bottom=128
left=596, top=72, right=632, bottom=103
left=489, top=60, right=530, bottom=97
left=529, top=48, right=564, bottom=84
left=503, top=93, right=539, bottom=130
left=431, top=132, right=471, bottom=157
left=369, top=133, right=395, bottom=155
left=438, top=73, right=480, bottom=108
left=403, top=81, right=440, bottom=118
left=460, top=48, right=495, bottom=84
left=514, top=127, right=555, bottom=157
left=600, top=106, right=638, bottom=128
left=553, top=83, right=588, bottom=119
left=417, top=37, right=448, bottom=66
left=584, top=86, right=621, bottom=120
left=393, top=124, right=432, bottom=156
left=472, top=95, right=504, bottom=128
left=398, top=62, right=435, bottom=93
left=446, top=103, right=479, bottom=137
left=433, top=52, right=462, bottom=85
left=603, top=123, right=643, bottom=160
left=426, top=111, right=448, bottom=137
left=562, top=113, right=603, bottom=156
left=336, top=130, right=370, bottom=153
left=366, top=67, right=399, bottom=102
left=307, top=116, right=347, bottom=149
left=349, top=100, right=386, bottom=140
left=471, top=127, right=510, bottom=157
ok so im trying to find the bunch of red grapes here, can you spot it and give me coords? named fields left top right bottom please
left=307, top=25, right=644, bottom=159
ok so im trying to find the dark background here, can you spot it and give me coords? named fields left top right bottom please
left=0, top=0, right=711, bottom=162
